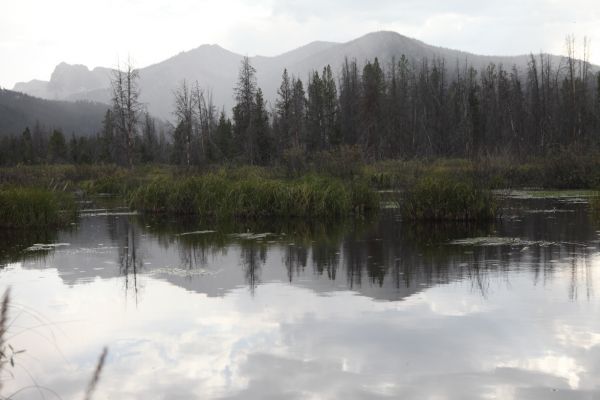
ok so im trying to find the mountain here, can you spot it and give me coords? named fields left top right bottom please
left=13, top=31, right=572, bottom=121
left=0, top=89, right=108, bottom=136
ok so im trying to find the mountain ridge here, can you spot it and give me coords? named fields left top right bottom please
left=13, top=31, right=578, bottom=120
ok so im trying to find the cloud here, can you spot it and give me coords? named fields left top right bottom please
left=2, top=1, right=600, bottom=104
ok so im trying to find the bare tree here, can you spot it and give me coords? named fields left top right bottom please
left=111, top=60, right=143, bottom=167
left=192, top=82, right=216, bottom=162
left=192, top=82, right=207, bottom=160
left=173, top=79, right=195, bottom=166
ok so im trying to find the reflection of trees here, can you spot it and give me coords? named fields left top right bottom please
left=141, top=215, right=367, bottom=292
left=112, top=203, right=600, bottom=300
left=108, top=216, right=144, bottom=303
left=240, top=242, right=266, bottom=294
left=335, top=210, right=600, bottom=299
left=568, top=253, right=594, bottom=301
left=284, top=245, right=307, bottom=283
left=178, top=243, right=209, bottom=272
left=312, top=242, right=339, bottom=280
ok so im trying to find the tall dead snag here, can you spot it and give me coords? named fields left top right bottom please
left=173, top=80, right=195, bottom=166
left=111, top=60, right=142, bottom=168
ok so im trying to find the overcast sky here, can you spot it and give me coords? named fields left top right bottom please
left=2, top=0, right=600, bottom=89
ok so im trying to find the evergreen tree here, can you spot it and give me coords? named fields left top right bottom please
left=20, top=127, right=34, bottom=164
left=467, top=68, right=482, bottom=158
left=214, top=110, right=233, bottom=161
left=339, top=58, right=361, bottom=146
left=233, top=57, right=258, bottom=163
left=171, top=121, right=188, bottom=165
left=100, top=109, right=117, bottom=163
left=361, top=58, right=386, bottom=159
left=306, top=71, right=324, bottom=153
left=275, top=69, right=293, bottom=153
left=48, top=129, right=67, bottom=163
left=253, top=88, right=272, bottom=165
left=322, top=65, right=339, bottom=147
left=32, top=121, right=47, bottom=164
left=290, top=78, right=307, bottom=150
left=141, top=113, right=157, bottom=163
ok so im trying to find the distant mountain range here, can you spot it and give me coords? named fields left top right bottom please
left=13, top=31, right=577, bottom=123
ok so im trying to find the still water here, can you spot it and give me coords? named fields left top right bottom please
left=1, top=193, right=600, bottom=399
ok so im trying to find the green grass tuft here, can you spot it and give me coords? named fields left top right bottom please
left=400, top=176, right=498, bottom=221
left=129, top=174, right=378, bottom=218
left=0, top=188, right=77, bottom=228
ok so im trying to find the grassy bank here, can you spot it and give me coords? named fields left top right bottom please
left=0, top=188, right=76, bottom=228
left=2, top=149, right=600, bottom=193
left=366, top=151, right=600, bottom=191
left=1, top=151, right=598, bottom=224
left=129, top=174, right=378, bottom=218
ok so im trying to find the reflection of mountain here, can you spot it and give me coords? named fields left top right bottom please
left=11, top=196, right=600, bottom=301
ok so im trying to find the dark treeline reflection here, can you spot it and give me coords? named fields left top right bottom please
left=5, top=197, right=600, bottom=301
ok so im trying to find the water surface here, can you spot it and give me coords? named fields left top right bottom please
left=1, top=195, right=600, bottom=399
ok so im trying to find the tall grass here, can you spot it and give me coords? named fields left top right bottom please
left=0, top=188, right=76, bottom=228
left=401, top=176, right=498, bottom=221
left=366, top=151, right=600, bottom=191
left=129, top=174, right=378, bottom=218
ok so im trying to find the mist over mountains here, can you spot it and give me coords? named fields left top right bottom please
left=12, top=31, right=571, bottom=122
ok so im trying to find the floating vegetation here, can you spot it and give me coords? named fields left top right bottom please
left=25, top=243, right=70, bottom=252
left=523, top=209, right=575, bottom=214
left=79, top=208, right=139, bottom=217
left=448, top=236, right=588, bottom=248
left=229, top=232, right=275, bottom=240
left=150, top=266, right=218, bottom=277
left=177, top=230, right=217, bottom=237
left=504, top=190, right=596, bottom=200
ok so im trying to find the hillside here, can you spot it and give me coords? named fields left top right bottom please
left=0, top=89, right=108, bottom=136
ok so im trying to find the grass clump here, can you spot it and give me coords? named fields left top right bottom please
left=400, top=176, right=498, bottom=221
left=0, top=188, right=76, bottom=228
left=129, top=174, right=378, bottom=218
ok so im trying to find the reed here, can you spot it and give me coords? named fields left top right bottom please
left=400, top=176, right=498, bottom=221
left=129, top=174, right=378, bottom=218
left=0, top=188, right=76, bottom=228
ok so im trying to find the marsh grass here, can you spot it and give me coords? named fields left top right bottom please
left=366, top=151, right=600, bottom=191
left=129, top=174, right=378, bottom=218
left=401, top=176, right=498, bottom=221
left=0, top=188, right=77, bottom=228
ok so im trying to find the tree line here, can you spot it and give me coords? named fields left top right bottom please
left=2, top=37, right=599, bottom=166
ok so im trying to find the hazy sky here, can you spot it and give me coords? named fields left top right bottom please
left=2, top=0, right=600, bottom=89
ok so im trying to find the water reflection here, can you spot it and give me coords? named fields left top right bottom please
left=1, top=196, right=600, bottom=399
left=2, top=197, right=599, bottom=302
